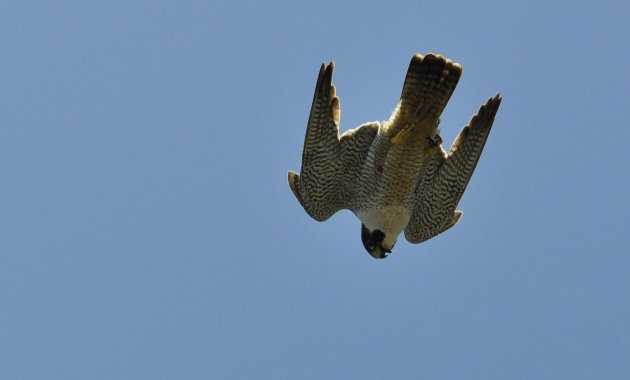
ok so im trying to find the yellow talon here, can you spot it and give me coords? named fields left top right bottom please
left=391, top=127, right=412, bottom=144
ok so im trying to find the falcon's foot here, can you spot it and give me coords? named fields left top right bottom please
left=424, top=134, right=443, bottom=155
left=391, top=126, right=412, bottom=144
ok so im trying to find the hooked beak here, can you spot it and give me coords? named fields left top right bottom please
left=368, top=244, right=392, bottom=259
left=361, top=224, right=395, bottom=259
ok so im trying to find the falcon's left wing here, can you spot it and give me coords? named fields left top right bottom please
left=288, top=62, right=378, bottom=222
left=405, top=94, right=502, bottom=243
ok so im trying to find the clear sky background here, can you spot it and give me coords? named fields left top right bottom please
left=1, top=0, right=628, bottom=378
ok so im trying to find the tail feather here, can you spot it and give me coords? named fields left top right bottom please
left=395, top=53, right=462, bottom=124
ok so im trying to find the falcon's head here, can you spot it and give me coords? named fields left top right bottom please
left=361, top=224, right=397, bottom=259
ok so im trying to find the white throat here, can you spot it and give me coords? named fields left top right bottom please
left=356, top=206, right=411, bottom=248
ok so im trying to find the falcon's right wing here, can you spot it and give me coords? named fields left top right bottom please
left=404, top=94, right=502, bottom=243
left=288, top=62, right=378, bottom=222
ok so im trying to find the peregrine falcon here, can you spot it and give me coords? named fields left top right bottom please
left=288, top=53, right=501, bottom=259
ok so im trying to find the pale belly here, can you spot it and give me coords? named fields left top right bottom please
left=352, top=127, right=434, bottom=233
left=355, top=205, right=411, bottom=235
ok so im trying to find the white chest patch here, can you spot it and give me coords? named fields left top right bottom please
left=355, top=206, right=411, bottom=236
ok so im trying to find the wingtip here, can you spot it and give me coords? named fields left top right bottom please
left=488, top=93, right=502, bottom=114
left=314, top=60, right=336, bottom=101
left=287, top=171, right=303, bottom=204
left=478, top=93, right=502, bottom=119
left=322, top=61, right=335, bottom=87
left=489, top=93, right=502, bottom=109
left=288, top=170, right=299, bottom=185
left=316, top=60, right=334, bottom=80
left=317, top=62, right=326, bottom=77
left=323, top=61, right=335, bottom=76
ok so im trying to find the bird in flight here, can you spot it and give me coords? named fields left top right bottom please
left=288, top=53, right=501, bottom=259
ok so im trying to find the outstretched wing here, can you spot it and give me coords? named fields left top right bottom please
left=405, top=94, right=502, bottom=243
left=288, top=62, right=378, bottom=221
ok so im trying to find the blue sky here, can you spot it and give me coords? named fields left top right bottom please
left=1, top=0, right=629, bottom=378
